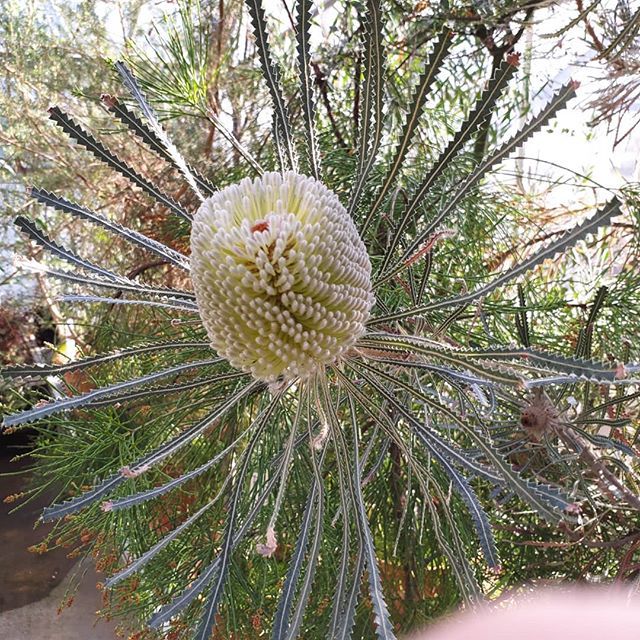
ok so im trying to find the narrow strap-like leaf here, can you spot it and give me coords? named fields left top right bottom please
left=332, top=545, right=365, bottom=640
left=85, top=372, right=244, bottom=409
left=412, top=422, right=500, bottom=567
left=515, top=284, right=531, bottom=347
left=600, top=5, right=640, bottom=59
left=102, top=93, right=216, bottom=196
left=205, top=107, right=265, bottom=175
left=48, top=107, right=192, bottom=222
left=108, top=398, right=278, bottom=512
left=348, top=0, right=385, bottom=216
left=335, top=369, right=482, bottom=601
left=104, top=498, right=217, bottom=588
left=295, top=0, right=320, bottom=179
left=348, top=405, right=397, bottom=639
left=21, top=263, right=195, bottom=302
left=245, top=0, right=297, bottom=171
left=15, top=216, right=131, bottom=284
left=3, top=358, right=222, bottom=428
left=57, top=294, right=199, bottom=313
left=378, top=56, right=518, bottom=275
left=30, top=188, right=189, bottom=269
left=272, top=488, right=317, bottom=640
left=41, top=380, right=260, bottom=522
left=355, top=360, right=570, bottom=522
left=370, top=197, right=622, bottom=324
left=357, top=335, right=524, bottom=386
left=361, top=332, right=626, bottom=384
left=283, top=492, right=324, bottom=640
left=148, top=447, right=283, bottom=627
left=193, top=406, right=276, bottom=640
left=1, top=340, right=208, bottom=379
left=362, top=28, right=453, bottom=232
left=113, top=62, right=208, bottom=202
left=576, top=285, right=608, bottom=359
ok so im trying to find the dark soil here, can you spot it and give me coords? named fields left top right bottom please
left=0, top=430, right=76, bottom=612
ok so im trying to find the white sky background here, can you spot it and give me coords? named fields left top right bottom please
left=509, top=3, right=639, bottom=207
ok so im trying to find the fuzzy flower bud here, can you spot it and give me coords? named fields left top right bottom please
left=190, top=172, right=374, bottom=381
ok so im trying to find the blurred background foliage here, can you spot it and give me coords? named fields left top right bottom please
left=1, top=0, right=639, bottom=638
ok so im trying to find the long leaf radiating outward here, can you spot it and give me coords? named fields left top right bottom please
left=351, top=366, right=500, bottom=566
left=273, top=436, right=325, bottom=640
left=2, top=358, right=223, bottom=428
left=102, top=93, right=216, bottom=196
left=348, top=0, right=385, bottom=216
left=205, top=106, right=266, bottom=175
left=370, top=197, right=622, bottom=324
left=332, top=546, right=365, bottom=640
left=192, top=396, right=280, bottom=640
left=354, top=360, right=572, bottom=522
left=334, top=369, right=486, bottom=601
left=107, top=397, right=279, bottom=512
left=416, top=424, right=500, bottom=568
left=295, top=0, right=320, bottom=180
left=105, top=498, right=218, bottom=588
left=283, top=494, right=324, bottom=640
left=360, top=332, right=627, bottom=383
left=245, top=0, right=297, bottom=171
left=377, top=56, right=518, bottom=275
left=30, top=188, right=190, bottom=269
left=83, top=372, right=245, bottom=410
left=317, top=377, right=397, bottom=640
left=341, top=388, right=396, bottom=640
left=40, top=380, right=260, bottom=522
left=114, top=61, right=207, bottom=202
left=272, top=487, right=317, bottom=640
left=48, top=106, right=192, bottom=222
left=15, top=216, right=132, bottom=285
left=361, top=27, right=453, bottom=233
left=379, top=80, right=578, bottom=281
left=1, top=340, right=209, bottom=379
left=19, top=262, right=196, bottom=302
left=148, top=437, right=288, bottom=628
left=57, top=294, right=199, bottom=313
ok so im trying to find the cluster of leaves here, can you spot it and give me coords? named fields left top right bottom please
left=1, top=1, right=639, bottom=639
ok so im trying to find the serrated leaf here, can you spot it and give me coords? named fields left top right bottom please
left=30, top=188, right=190, bottom=269
left=383, top=81, right=577, bottom=278
left=1, top=339, right=209, bottom=380
left=48, top=106, right=191, bottom=222
left=3, top=358, right=223, bottom=428
left=245, top=0, right=298, bottom=171
left=371, top=197, right=622, bottom=323
left=102, top=93, right=216, bottom=196
left=362, top=27, right=453, bottom=232
left=378, top=56, right=518, bottom=275
left=113, top=62, right=209, bottom=202
left=295, top=0, right=320, bottom=180
left=348, top=0, right=385, bottom=216
left=41, top=380, right=260, bottom=521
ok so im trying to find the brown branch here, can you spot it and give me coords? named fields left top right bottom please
left=311, top=61, right=348, bottom=150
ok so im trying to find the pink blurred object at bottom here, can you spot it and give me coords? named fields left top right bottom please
left=406, top=587, right=640, bottom=640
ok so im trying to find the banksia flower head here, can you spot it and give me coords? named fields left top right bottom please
left=191, top=172, right=374, bottom=381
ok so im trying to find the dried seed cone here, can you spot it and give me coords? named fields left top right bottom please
left=190, top=172, right=374, bottom=381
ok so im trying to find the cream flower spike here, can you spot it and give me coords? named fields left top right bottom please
left=190, top=172, right=375, bottom=382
